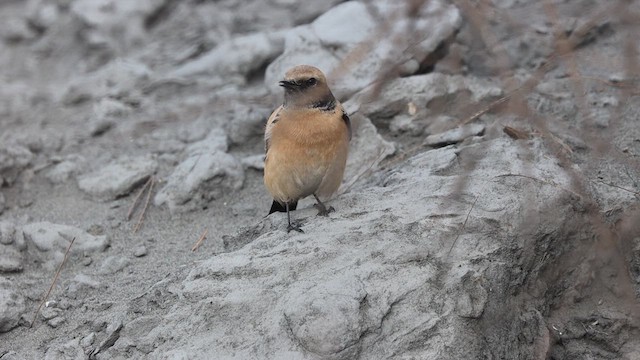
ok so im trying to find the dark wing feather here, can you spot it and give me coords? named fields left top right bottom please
left=342, top=110, right=352, bottom=141
left=265, top=105, right=283, bottom=153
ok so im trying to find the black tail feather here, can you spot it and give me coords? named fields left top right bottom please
left=268, top=200, right=297, bottom=214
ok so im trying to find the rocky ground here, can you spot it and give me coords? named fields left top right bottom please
left=1, top=0, right=640, bottom=359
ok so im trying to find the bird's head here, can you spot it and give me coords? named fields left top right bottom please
left=279, top=65, right=335, bottom=109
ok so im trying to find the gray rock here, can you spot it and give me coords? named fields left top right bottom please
left=0, top=278, right=25, bottom=333
left=0, top=245, right=23, bottom=273
left=98, top=256, right=130, bottom=275
left=91, top=319, right=124, bottom=358
left=0, top=351, right=20, bottom=360
left=78, top=155, right=157, bottom=200
left=284, top=277, right=367, bottom=357
left=155, top=129, right=244, bottom=211
left=0, top=15, right=36, bottom=42
left=455, top=273, right=488, bottom=319
left=0, top=221, right=15, bottom=245
left=132, top=136, right=580, bottom=359
left=26, top=1, right=60, bottom=32
left=241, top=154, right=265, bottom=170
left=354, top=73, right=503, bottom=125
left=171, top=31, right=286, bottom=79
left=88, top=98, right=131, bottom=137
left=47, top=316, right=66, bottom=328
left=0, top=193, right=5, bottom=215
left=69, top=274, right=100, bottom=294
left=70, top=0, right=170, bottom=51
left=424, top=123, right=486, bottom=147
left=133, top=245, right=147, bottom=258
left=81, top=332, right=97, bottom=348
left=43, top=338, right=84, bottom=360
left=176, top=116, right=212, bottom=144
left=0, top=143, right=33, bottom=186
left=225, top=104, right=272, bottom=146
left=45, top=156, right=85, bottom=185
left=22, top=221, right=109, bottom=254
left=62, top=59, right=152, bottom=105
left=113, top=315, right=161, bottom=355
left=40, top=306, right=62, bottom=320
left=266, top=1, right=462, bottom=98
left=341, top=114, right=396, bottom=191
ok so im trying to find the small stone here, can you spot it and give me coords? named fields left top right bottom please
left=40, top=306, right=62, bottom=320
left=69, top=274, right=100, bottom=294
left=82, top=256, right=93, bottom=266
left=18, top=196, right=34, bottom=208
left=0, top=279, right=26, bottom=333
left=154, top=129, right=244, bottom=211
left=99, top=256, right=129, bottom=275
left=45, top=157, right=83, bottom=184
left=23, top=222, right=109, bottom=254
left=91, top=319, right=124, bottom=357
left=47, top=316, right=66, bottom=328
left=27, top=2, right=59, bottom=31
left=0, top=221, right=16, bottom=245
left=88, top=98, right=130, bottom=137
left=133, top=245, right=147, bottom=257
left=0, top=144, right=33, bottom=186
left=241, top=154, right=265, bottom=170
left=0, top=246, right=23, bottom=273
left=424, top=123, right=486, bottom=147
left=78, top=155, right=157, bottom=200
left=44, top=338, right=83, bottom=359
left=81, top=332, right=96, bottom=348
left=456, top=274, right=488, bottom=319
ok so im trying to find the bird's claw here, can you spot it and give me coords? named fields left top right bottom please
left=287, top=223, right=304, bottom=233
left=315, top=204, right=335, bottom=217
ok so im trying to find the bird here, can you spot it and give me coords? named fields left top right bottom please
left=264, top=65, right=352, bottom=233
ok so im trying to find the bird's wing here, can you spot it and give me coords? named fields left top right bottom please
left=341, top=109, right=352, bottom=141
left=265, top=105, right=283, bottom=153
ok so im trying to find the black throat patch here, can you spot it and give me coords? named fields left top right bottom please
left=311, top=97, right=336, bottom=111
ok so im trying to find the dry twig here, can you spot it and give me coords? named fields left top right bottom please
left=133, top=177, right=155, bottom=234
left=31, top=237, right=76, bottom=328
left=127, top=176, right=153, bottom=221
left=191, top=229, right=209, bottom=252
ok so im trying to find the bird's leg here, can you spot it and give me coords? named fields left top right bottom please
left=286, top=202, right=303, bottom=233
left=313, top=194, right=335, bottom=216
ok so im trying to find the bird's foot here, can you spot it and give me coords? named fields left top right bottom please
left=287, top=222, right=304, bottom=233
left=315, top=204, right=335, bottom=217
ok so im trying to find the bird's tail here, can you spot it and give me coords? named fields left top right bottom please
left=268, top=200, right=297, bottom=214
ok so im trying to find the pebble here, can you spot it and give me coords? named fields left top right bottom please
left=0, top=144, right=33, bottom=186
left=47, top=316, right=66, bottom=328
left=0, top=221, right=16, bottom=245
left=133, top=245, right=147, bottom=257
left=45, top=158, right=83, bottom=184
left=77, top=155, right=157, bottom=200
left=154, top=129, right=244, bottom=211
left=22, top=221, right=109, bottom=254
left=81, top=332, right=97, bottom=348
left=0, top=279, right=25, bottom=333
left=99, top=255, right=130, bottom=275
left=424, top=123, right=486, bottom=147
left=241, top=154, right=265, bottom=170
left=40, top=306, right=62, bottom=320
left=0, top=245, right=23, bottom=273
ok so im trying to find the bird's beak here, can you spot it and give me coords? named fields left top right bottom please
left=279, top=80, right=296, bottom=89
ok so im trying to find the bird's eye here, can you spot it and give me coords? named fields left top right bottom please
left=307, top=77, right=317, bottom=86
